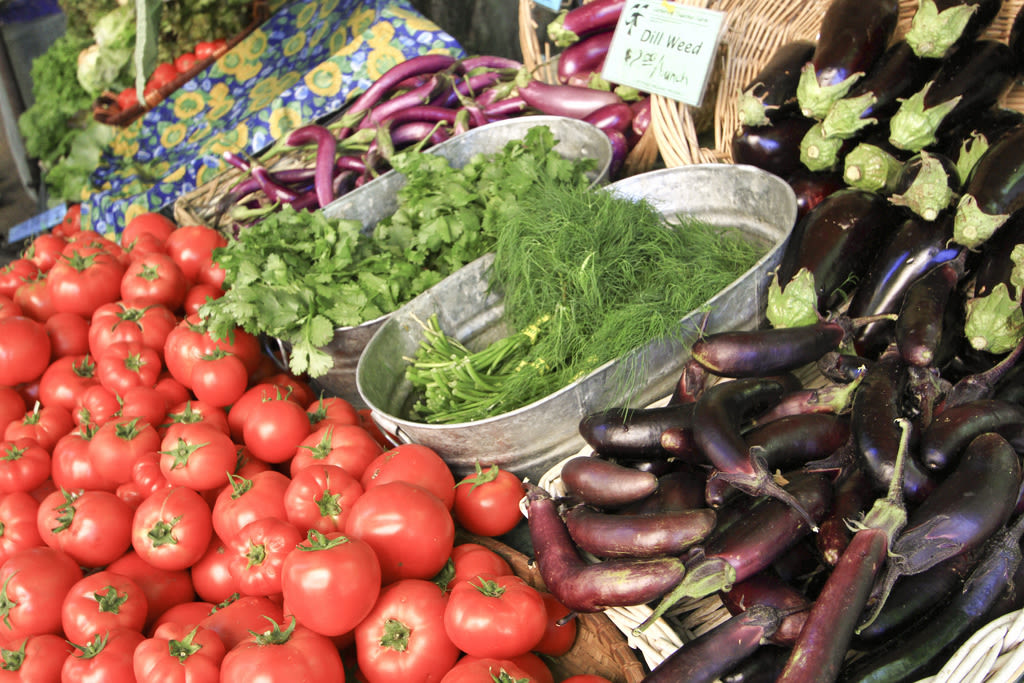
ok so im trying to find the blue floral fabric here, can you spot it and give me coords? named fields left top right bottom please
left=82, top=0, right=464, bottom=233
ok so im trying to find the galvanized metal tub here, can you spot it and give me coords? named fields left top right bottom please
left=270, top=115, right=614, bottom=406
left=356, top=163, right=799, bottom=480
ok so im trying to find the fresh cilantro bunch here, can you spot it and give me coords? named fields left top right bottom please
left=200, top=125, right=597, bottom=379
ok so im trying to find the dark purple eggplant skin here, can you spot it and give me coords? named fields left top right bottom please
left=563, top=504, right=717, bottom=558
left=720, top=645, right=791, bottom=683
left=896, top=256, right=968, bottom=369
left=690, top=321, right=848, bottom=379
left=559, top=456, right=659, bottom=509
left=973, top=209, right=1024, bottom=301
left=578, top=402, right=694, bottom=462
left=847, top=211, right=961, bottom=358
left=644, top=605, right=784, bottom=683
left=731, top=111, right=816, bottom=178
left=808, top=0, right=899, bottom=90
left=817, top=465, right=876, bottom=567
left=934, top=106, right=1024, bottom=161
left=619, top=466, right=710, bottom=515
left=920, top=39, right=1018, bottom=133
left=891, top=150, right=962, bottom=199
left=850, top=349, right=937, bottom=502
left=786, top=169, right=845, bottom=222
left=841, top=40, right=942, bottom=122
left=920, top=398, right=1024, bottom=471
left=777, top=188, right=900, bottom=314
left=739, top=40, right=817, bottom=125
left=668, top=357, right=710, bottom=405
left=720, top=570, right=812, bottom=647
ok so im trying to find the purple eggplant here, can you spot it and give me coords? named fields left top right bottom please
left=954, top=122, right=1024, bottom=249
left=738, top=40, right=817, bottom=127
left=796, top=0, right=900, bottom=119
left=786, top=169, right=845, bottom=222
left=895, top=253, right=968, bottom=369
left=888, top=151, right=961, bottom=222
left=515, top=76, right=623, bottom=120
left=719, top=570, right=812, bottom=647
left=578, top=402, right=694, bottom=462
left=972, top=202, right=1024, bottom=302
left=816, top=465, right=875, bottom=566
left=816, top=351, right=873, bottom=384
left=776, top=188, right=898, bottom=314
left=888, top=39, right=1017, bottom=154
left=939, top=336, right=1024, bottom=410
left=547, top=0, right=624, bottom=47
left=564, top=504, right=716, bottom=558
left=920, top=398, right=1024, bottom=470
left=559, top=455, right=659, bottom=509
left=846, top=210, right=961, bottom=358
left=689, top=320, right=849, bottom=379
left=285, top=125, right=337, bottom=210
left=619, top=467, right=710, bottom=515
left=668, top=357, right=710, bottom=406
left=904, top=0, right=1003, bottom=59
left=731, top=110, right=816, bottom=177
left=557, top=30, right=613, bottom=84
left=720, top=646, right=791, bottom=683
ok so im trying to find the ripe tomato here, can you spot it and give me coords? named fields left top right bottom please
left=106, top=550, right=197, bottom=629
left=96, top=340, right=163, bottom=394
left=361, top=443, right=456, bottom=509
left=220, top=616, right=344, bottom=683
left=0, top=387, right=25, bottom=436
left=149, top=600, right=216, bottom=631
left=164, top=225, right=226, bottom=284
left=0, top=438, right=50, bottom=494
left=116, top=85, right=139, bottom=112
left=211, top=470, right=290, bottom=543
left=61, top=570, right=149, bottom=643
left=288, top=423, right=383, bottom=479
left=306, top=396, right=360, bottom=428
left=0, top=491, right=42, bottom=565
left=226, top=382, right=300, bottom=442
left=44, top=311, right=91, bottom=358
left=533, top=591, right=578, bottom=656
left=47, top=247, right=125, bottom=317
left=90, top=301, right=177, bottom=358
left=174, top=51, right=200, bottom=73
left=154, top=373, right=191, bottom=409
left=0, top=293, right=21, bottom=320
left=281, top=530, right=381, bottom=636
left=90, top=416, right=161, bottom=486
left=51, top=425, right=118, bottom=492
left=22, top=233, right=66, bottom=273
left=0, top=316, right=51, bottom=386
left=0, top=633, right=72, bottom=681
left=36, top=488, right=133, bottom=568
left=62, top=628, right=144, bottom=683
left=198, top=595, right=283, bottom=652
left=439, top=657, right=537, bottom=683
left=0, top=546, right=83, bottom=640
left=190, top=536, right=238, bottom=604
left=355, top=579, right=460, bottom=682
left=5, top=403, right=73, bottom=452
left=119, top=384, right=169, bottom=428
left=147, top=62, right=180, bottom=92
left=72, top=384, right=120, bottom=428
left=159, top=422, right=236, bottom=492
left=163, top=399, right=230, bottom=440
left=283, top=463, right=363, bottom=534
left=453, top=463, right=526, bottom=538
left=121, top=212, right=176, bottom=247
left=345, top=481, right=454, bottom=584
left=444, top=574, right=547, bottom=659
left=0, top=259, right=40, bottom=299
left=54, top=204, right=82, bottom=237
left=163, top=314, right=211, bottom=389
left=182, top=282, right=224, bottom=315
left=193, top=41, right=218, bottom=60
left=133, top=621, right=225, bottom=683
left=12, top=272, right=56, bottom=322
left=226, top=516, right=303, bottom=597
left=447, top=543, right=513, bottom=592
left=190, top=351, right=248, bottom=408
left=37, top=354, right=99, bottom=412
left=243, top=396, right=312, bottom=464
left=131, top=486, right=213, bottom=571
left=120, top=252, right=189, bottom=312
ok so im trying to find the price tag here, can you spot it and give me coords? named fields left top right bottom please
left=601, top=0, right=726, bottom=106
left=5, top=204, right=68, bottom=246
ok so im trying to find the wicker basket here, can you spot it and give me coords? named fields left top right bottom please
left=456, top=530, right=648, bottom=683
left=519, top=0, right=1024, bottom=169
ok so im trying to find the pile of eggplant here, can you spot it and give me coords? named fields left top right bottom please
left=522, top=0, right=1024, bottom=680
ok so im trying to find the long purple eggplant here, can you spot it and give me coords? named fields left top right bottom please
left=796, top=0, right=900, bottom=119
left=953, top=122, right=1024, bottom=249
left=524, top=483, right=686, bottom=614
left=895, top=252, right=967, bottom=368
left=619, top=467, right=709, bottom=515
left=940, top=336, right=1024, bottom=410
left=516, top=76, right=624, bottom=119
left=557, top=30, right=613, bottom=84
left=547, top=0, right=624, bottom=47
left=816, top=464, right=875, bottom=566
left=578, top=402, right=693, bottom=462
left=564, top=504, right=716, bottom=558
left=559, top=456, right=659, bottom=509
left=644, top=605, right=785, bottom=683
left=689, top=320, right=849, bottom=379
left=776, top=188, right=898, bottom=314
left=738, top=40, right=817, bottom=127
left=904, top=0, right=1003, bottom=59
left=719, top=570, right=811, bottom=646
left=920, top=398, right=1024, bottom=470
left=888, top=39, right=1017, bottom=154
left=972, top=201, right=1024, bottom=302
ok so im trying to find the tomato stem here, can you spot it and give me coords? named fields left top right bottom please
left=379, top=618, right=412, bottom=652
left=147, top=515, right=182, bottom=547
left=168, top=627, right=203, bottom=663
left=94, top=586, right=129, bottom=614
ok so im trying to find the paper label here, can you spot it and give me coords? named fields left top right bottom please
left=6, top=204, right=67, bottom=245
left=601, top=0, right=725, bottom=106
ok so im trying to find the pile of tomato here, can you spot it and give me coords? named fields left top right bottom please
left=0, top=210, right=613, bottom=683
left=115, top=39, right=229, bottom=113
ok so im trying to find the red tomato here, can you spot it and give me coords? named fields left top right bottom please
left=0, top=438, right=50, bottom=494
left=444, top=574, right=547, bottom=659
left=62, top=628, right=144, bottom=683
left=89, top=300, right=177, bottom=358
left=559, top=676, right=614, bottom=683
left=211, top=470, right=290, bottom=542
left=148, top=600, right=216, bottom=632
left=355, top=579, right=460, bottom=682
left=125, top=231, right=168, bottom=262
left=0, top=632, right=72, bottom=681
left=44, top=311, right=90, bottom=358
left=47, top=247, right=125, bottom=317
left=120, top=252, right=189, bottom=311
left=0, top=387, right=25, bottom=436
left=5, top=404, right=72, bottom=452
left=96, top=340, right=163, bottom=394
left=12, top=272, right=56, bottom=322
left=147, top=62, right=180, bottom=92
left=50, top=425, right=118, bottom=492
left=53, top=204, right=82, bottom=237
left=116, top=85, right=139, bottom=112
left=220, top=616, right=344, bottom=683
left=121, top=212, right=176, bottom=247
left=117, top=450, right=171, bottom=507
left=36, top=488, right=133, bottom=568
left=282, top=463, right=363, bottom=534
left=107, top=550, right=197, bottom=629
left=190, top=536, right=238, bottom=604
left=243, top=396, right=312, bottom=464
left=306, top=396, right=360, bottom=428
left=453, top=463, right=526, bottom=538
left=281, top=530, right=381, bottom=636
left=226, top=382, right=300, bottom=442
left=0, top=293, right=21, bottom=320
left=164, top=225, right=227, bottom=284
left=0, top=546, right=83, bottom=640
left=119, top=384, right=169, bottom=428
left=0, top=259, right=40, bottom=299
left=154, top=373, right=191, bottom=409
left=61, top=570, right=149, bottom=643
left=193, top=41, right=218, bottom=60
left=190, top=352, right=248, bottom=408
left=90, top=416, right=161, bottom=486
left=226, top=517, right=303, bottom=597
left=159, top=422, right=237, bottom=492
left=0, top=316, right=51, bottom=386
left=288, top=423, right=383, bottom=479
left=37, top=354, right=99, bottom=412
left=163, top=313, right=210, bottom=389
left=131, top=486, right=213, bottom=571
left=22, top=233, right=66, bottom=273
left=533, top=591, right=578, bottom=656
left=361, top=443, right=456, bottom=509
left=198, top=595, right=282, bottom=652
left=448, top=543, right=513, bottom=591
left=440, top=657, right=537, bottom=683
left=174, top=51, right=200, bottom=73
left=133, top=621, right=225, bottom=683
left=72, top=384, right=120, bottom=428
left=345, top=481, right=454, bottom=584
left=0, top=491, right=42, bottom=565
left=183, top=282, right=224, bottom=315
left=260, top=372, right=315, bottom=407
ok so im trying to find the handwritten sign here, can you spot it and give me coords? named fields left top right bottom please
left=601, top=0, right=725, bottom=106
